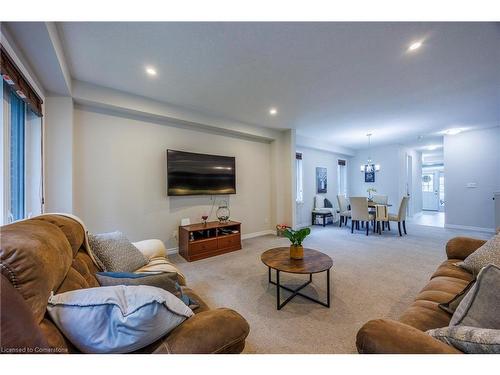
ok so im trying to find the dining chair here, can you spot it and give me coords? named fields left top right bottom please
left=372, top=195, right=388, bottom=205
left=336, top=194, right=351, bottom=228
left=388, top=196, right=409, bottom=236
left=374, top=204, right=389, bottom=235
left=349, top=197, right=374, bottom=236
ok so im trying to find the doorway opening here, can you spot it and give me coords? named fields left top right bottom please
left=405, top=154, right=413, bottom=217
left=413, top=148, right=445, bottom=228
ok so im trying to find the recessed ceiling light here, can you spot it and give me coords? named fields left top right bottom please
left=444, top=128, right=463, bottom=135
left=408, top=41, right=423, bottom=52
left=145, top=66, right=157, bottom=76
left=269, top=108, right=278, bottom=116
left=427, top=145, right=439, bottom=151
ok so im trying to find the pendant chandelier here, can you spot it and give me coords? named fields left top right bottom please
left=360, top=133, right=381, bottom=173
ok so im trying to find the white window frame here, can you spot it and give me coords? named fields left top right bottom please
left=1, top=82, right=43, bottom=224
left=296, top=155, right=303, bottom=204
left=337, top=159, right=348, bottom=197
left=1, top=82, right=11, bottom=224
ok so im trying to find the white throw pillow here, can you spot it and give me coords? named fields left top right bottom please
left=47, top=285, right=194, bottom=353
left=315, top=195, right=325, bottom=209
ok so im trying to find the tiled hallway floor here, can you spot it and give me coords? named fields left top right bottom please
left=410, top=211, right=445, bottom=228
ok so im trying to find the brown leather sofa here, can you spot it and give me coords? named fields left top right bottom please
left=0, top=214, right=249, bottom=354
left=356, top=236, right=486, bottom=354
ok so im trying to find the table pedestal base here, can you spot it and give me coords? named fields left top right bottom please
left=267, top=267, right=331, bottom=310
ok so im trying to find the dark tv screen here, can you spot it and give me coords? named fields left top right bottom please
left=167, top=150, right=236, bottom=196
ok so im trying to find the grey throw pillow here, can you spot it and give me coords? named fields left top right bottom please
left=457, top=234, right=500, bottom=276
left=47, top=285, right=194, bottom=353
left=88, top=231, right=147, bottom=272
left=449, top=264, right=500, bottom=328
left=96, top=272, right=178, bottom=291
left=427, top=326, right=500, bottom=354
left=95, top=272, right=199, bottom=310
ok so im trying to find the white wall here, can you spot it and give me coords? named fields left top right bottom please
left=296, top=134, right=355, bottom=156
left=399, top=147, right=423, bottom=216
left=271, top=129, right=295, bottom=228
left=444, top=127, right=500, bottom=231
left=38, top=83, right=296, bottom=248
left=349, top=145, right=402, bottom=209
left=296, top=147, right=346, bottom=227
left=348, top=145, right=422, bottom=216
left=25, top=111, right=43, bottom=217
left=44, top=97, right=74, bottom=213
left=73, top=107, right=275, bottom=249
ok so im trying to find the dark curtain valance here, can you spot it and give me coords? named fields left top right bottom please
left=1, top=45, right=43, bottom=116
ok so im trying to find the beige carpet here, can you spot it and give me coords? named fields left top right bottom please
left=170, top=223, right=491, bottom=353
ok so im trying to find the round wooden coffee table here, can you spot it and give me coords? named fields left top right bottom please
left=261, top=247, right=333, bottom=310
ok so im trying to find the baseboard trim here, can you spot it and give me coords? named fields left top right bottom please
left=167, top=230, right=275, bottom=255
left=167, top=247, right=179, bottom=255
left=241, top=229, right=275, bottom=240
left=445, top=224, right=495, bottom=233
left=296, top=222, right=311, bottom=229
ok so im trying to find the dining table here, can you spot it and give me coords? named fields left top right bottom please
left=345, top=200, right=392, bottom=211
left=367, top=201, right=392, bottom=208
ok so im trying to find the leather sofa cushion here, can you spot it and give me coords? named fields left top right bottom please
left=134, top=308, right=249, bottom=354
left=34, top=216, right=85, bottom=256
left=163, top=308, right=250, bottom=354
left=39, top=318, right=72, bottom=353
left=182, top=287, right=210, bottom=313
left=431, top=259, right=474, bottom=282
left=357, top=318, right=462, bottom=354
left=400, top=275, right=472, bottom=332
left=0, top=220, right=73, bottom=323
left=400, top=300, right=453, bottom=331
left=0, top=274, right=50, bottom=353
left=446, top=237, right=487, bottom=260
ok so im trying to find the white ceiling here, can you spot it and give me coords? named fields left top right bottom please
left=12, top=22, right=500, bottom=149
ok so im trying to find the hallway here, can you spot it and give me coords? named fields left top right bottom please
left=410, top=211, right=445, bottom=228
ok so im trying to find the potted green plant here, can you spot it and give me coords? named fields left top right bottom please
left=282, top=227, right=311, bottom=259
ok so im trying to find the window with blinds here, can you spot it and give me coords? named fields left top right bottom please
left=1, top=46, right=43, bottom=224
left=296, top=152, right=303, bottom=203
left=337, top=159, right=347, bottom=196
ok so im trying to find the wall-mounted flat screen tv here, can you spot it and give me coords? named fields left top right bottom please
left=167, top=150, right=236, bottom=196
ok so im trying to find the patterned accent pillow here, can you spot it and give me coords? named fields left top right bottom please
left=427, top=326, right=500, bottom=354
left=88, top=231, right=147, bottom=273
left=457, top=233, right=500, bottom=276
